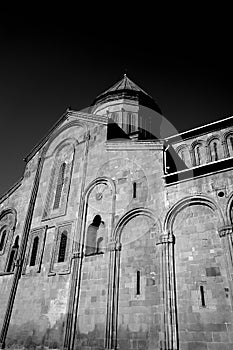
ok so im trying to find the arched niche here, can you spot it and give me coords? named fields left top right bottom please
left=106, top=208, right=161, bottom=350
left=191, top=140, right=207, bottom=166
left=164, top=196, right=231, bottom=348
left=207, top=136, right=224, bottom=162
left=73, top=177, right=116, bottom=350
left=225, top=132, right=233, bottom=158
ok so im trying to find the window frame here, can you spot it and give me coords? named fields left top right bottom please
left=48, top=221, right=74, bottom=276
left=22, top=226, right=47, bottom=275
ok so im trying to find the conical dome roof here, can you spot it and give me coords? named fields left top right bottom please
left=91, top=74, right=161, bottom=114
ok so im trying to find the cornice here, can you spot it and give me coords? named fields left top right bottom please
left=105, top=140, right=164, bottom=151
left=68, top=110, right=108, bottom=125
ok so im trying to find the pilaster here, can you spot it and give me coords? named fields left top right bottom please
left=156, top=232, right=178, bottom=350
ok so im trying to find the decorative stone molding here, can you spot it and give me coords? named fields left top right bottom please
left=156, top=232, right=175, bottom=245
left=72, top=251, right=83, bottom=259
left=107, top=240, right=122, bottom=252
left=218, top=225, right=233, bottom=237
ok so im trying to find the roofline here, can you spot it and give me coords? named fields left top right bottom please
left=0, top=177, right=23, bottom=204
left=24, top=108, right=70, bottom=163
left=166, top=115, right=233, bottom=143
left=24, top=109, right=109, bottom=163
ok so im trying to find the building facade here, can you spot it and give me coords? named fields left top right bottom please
left=0, top=75, right=233, bottom=350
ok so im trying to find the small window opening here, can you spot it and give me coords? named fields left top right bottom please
left=200, top=285, right=206, bottom=307
left=6, top=236, right=19, bottom=272
left=196, top=146, right=201, bottom=165
left=133, top=182, right=137, bottom=199
left=7, top=250, right=16, bottom=272
left=136, top=270, right=140, bottom=295
left=58, top=231, right=68, bottom=263
left=30, top=236, right=39, bottom=266
left=213, top=142, right=218, bottom=161
left=218, top=191, right=225, bottom=198
left=128, top=113, right=132, bottom=133
left=85, top=215, right=104, bottom=256
left=230, top=137, right=233, bottom=151
left=0, top=229, right=7, bottom=251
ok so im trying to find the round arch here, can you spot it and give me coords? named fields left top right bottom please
left=83, top=176, right=116, bottom=200
left=0, top=208, right=17, bottom=230
left=81, top=177, right=117, bottom=240
left=49, top=137, right=77, bottom=158
left=41, top=120, right=89, bottom=158
left=206, top=134, right=222, bottom=145
left=226, top=191, right=233, bottom=224
left=113, top=207, right=159, bottom=242
left=164, top=195, right=225, bottom=234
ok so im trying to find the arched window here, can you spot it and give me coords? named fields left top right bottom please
left=194, top=146, right=201, bottom=166
left=226, top=135, right=233, bottom=157
left=0, top=229, right=7, bottom=251
left=85, top=215, right=103, bottom=256
left=213, top=142, right=218, bottom=161
left=127, top=113, right=132, bottom=133
left=30, top=236, right=39, bottom=266
left=58, top=230, right=68, bottom=263
left=6, top=236, right=19, bottom=272
left=209, top=138, right=222, bottom=162
left=231, top=137, right=233, bottom=152
left=53, top=162, right=66, bottom=209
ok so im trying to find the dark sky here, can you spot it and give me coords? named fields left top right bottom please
left=0, top=5, right=233, bottom=196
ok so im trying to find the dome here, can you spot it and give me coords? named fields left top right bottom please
left=91, top=74, right=162, bottom=114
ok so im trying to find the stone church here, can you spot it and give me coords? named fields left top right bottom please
left=0, top=75, right=233, bottom=350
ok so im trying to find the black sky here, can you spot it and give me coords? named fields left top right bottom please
left=0, top=5, right=233, bottom=196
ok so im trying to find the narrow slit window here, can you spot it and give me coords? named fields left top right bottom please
left=196, top=146, right=201, bottom=165
left=200, top=285, right=206, bottom=307
left=128, top=113, right=132, bottom=133
left=213, top=142, right=218, bottom=161
left=6, top=236, right=19, bottom=272
left=230, top=137, right=233, bottom=151
left=133, top=182, right=137, bottom=199
left=7, top=250, right=16, bottom=272
left=136, top=270, right=140, bottom=295
left=30, top=236, right=39, bottom=266
left=58, top=230, right=68, bottom=263
left=0, top=229, right=6, bottom=251
left=53, top=162, right=66, bottom=209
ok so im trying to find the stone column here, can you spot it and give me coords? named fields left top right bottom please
left=63, top=131, right=90, bottom=350
left=157, top=232, right=178, bottom=350
left=105, top=240, right=121, bottom=350
left=63, top=251, right=84, bottom=350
